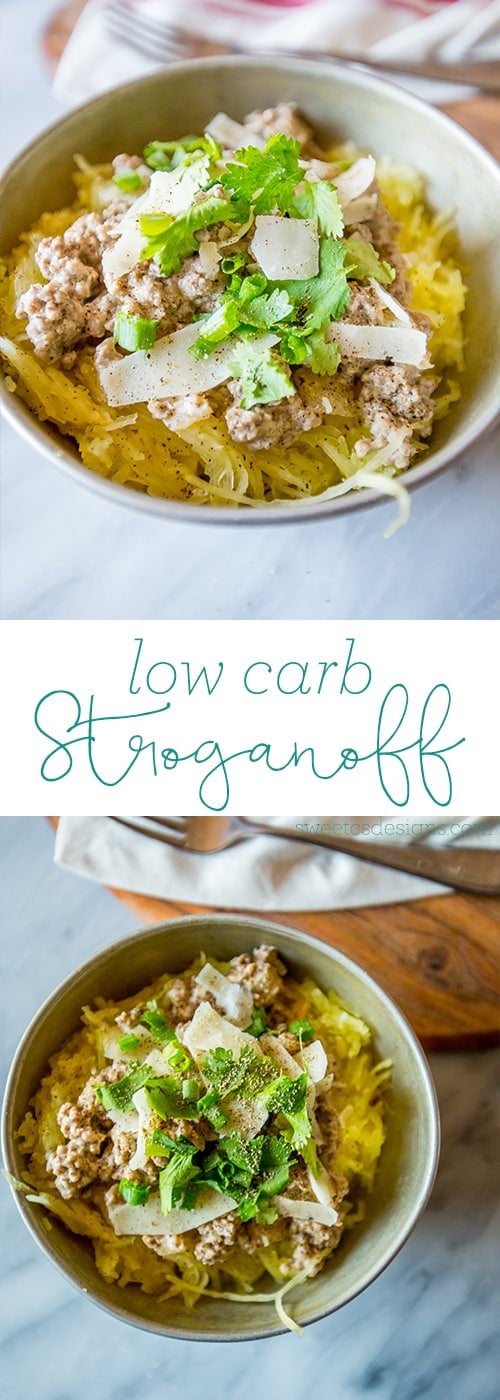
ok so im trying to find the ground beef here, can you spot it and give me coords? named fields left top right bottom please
left=17, top=206, right=125, bottom=362
left=224, top=377, right=324, bottom=450
left=358, top=363, right=435, bottom=424
left=193, top=1211, right=240, bottom=1264
left=286, top=1217, right=343, bottom=1276
left=244, top=103, right=315, bottom=152
left=109, top=260, right=192, bottom=332
left=355, top=363, right=435, bottom=468
left=143, top=1233, right=187, bottom=1258
left=342, top=282, right=384, bottom=327
left=115, top=1004, right=144, bottom=1033
left=165, top=975, right=208, bottom=1024
left=148, top=392, right=212, bottom=431
left=16, top=282, right=88, bottom=363
left=177, top=254, right=223, bottom=312
left=227, top=945, right=287, bottom=1008
left=47, top=1101, right=111, bottom=1199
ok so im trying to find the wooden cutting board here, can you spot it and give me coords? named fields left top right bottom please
left=49, top=820, right=500, bottom=1050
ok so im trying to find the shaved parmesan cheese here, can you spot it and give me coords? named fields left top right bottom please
left=369, top=279, right=412, bottom=325
left=274, top=1196, right=338, bottom=1227
left=102, top=1026, right=168, bottom=1077
left=330, top=323, right=427, bottom=367
left=251, top=215, right=319, bottom=281
left=299, top=1041, right=328, bottom=1085
left=195, top=964, right=254, bottom=1027
left=260, top=1034, right=302, bottom=1079
left=102, top=221, right=145, bottom=283
left=127, top=1087, right=162, bottom=1173
left=342, top=192, right=378, bottom=227
left=334, top=156, right=376, bottom=208
left=102, top=165, right=210, bottom=282
left=307, top=1162, right=336, bottom=1209
left=106, top=1107, right=139, bottom=1133
left=97, top=325, right=278, bottom=407
left=108, top=1188, right=237, bottom=1237
left=198, top=240, right=220, bottom=278
left=183, top=1002, right=261, bottom=1064
left=183, top=1003, right=269, bottom=1139
left=206, top=112, right=265, bottom=150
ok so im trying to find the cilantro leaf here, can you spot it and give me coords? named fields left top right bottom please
left=144, top=1077, right=200, bottom=1121
left=248, top=1008, right=268, bottom=1038
left=264, top=1072, right=312, bottom=1151
left=289, top=1018, right=316, bottom=1043
left=220, top=134, right=304, bottom=216
left=159, top=1142, right=198, bottom=1214
left=222, top=1133, right=264, bottom=1176
left=261, top=1134, right=295, bottom=1170
left=228, top=340, right=295, bottom=409
left=277, top=237, right=351, bottom=332
left=143, top=133, right=221, bottom=172
left=140, top=1000, right=174, bottom=1044
left=294, top=179, right=344, bottom=237
left=308, top=333, right=341, bottom=377
left=141, top=193, right=245, bottom=275
left=94, top=1063, right=152, bottom=1114
left=242, top=288, right=294, bottom=330
left=343, top=234, right=395, bottom=285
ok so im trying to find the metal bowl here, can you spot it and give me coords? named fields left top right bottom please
left=1, top=57, right=499, bottom=525
left=2, top=914, right=440, bottom=1340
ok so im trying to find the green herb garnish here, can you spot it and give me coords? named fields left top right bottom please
left=117, top=1032, right=140, bottom=1052
left=114, top=313, right=157, bottom=352
left=113, top=169, right=143, bottom=193
left=289, top=1018, right=315, bottom=1044
left=343, top=233, right=395, bottom=285
left=228, top=340, right=295, bottom=409
left=118, top=1179, right=151, bottom=1206
left=94, top=1063, right=152, bottom=1113
left=248, top=1008, right=268, bottom=1038
left=159, top=1142, right=198, bottom=1214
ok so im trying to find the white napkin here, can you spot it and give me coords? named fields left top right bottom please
left=54, top=815, right=499, bottom=911
left=53, top=0, right=500, bottom=106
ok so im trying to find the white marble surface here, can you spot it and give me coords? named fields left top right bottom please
left=1, top=0, right=500, bottom=621
left=1, top=815, right=499, bottom=1400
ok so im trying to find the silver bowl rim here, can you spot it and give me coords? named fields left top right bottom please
left=1, top=54, right=499, bottom=527
left=2, top=912, right=441, bottom=1342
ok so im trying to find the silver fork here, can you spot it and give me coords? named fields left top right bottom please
left=103, top=1, right=500, bottom=92
left=110, top=815, right=500, bottom=894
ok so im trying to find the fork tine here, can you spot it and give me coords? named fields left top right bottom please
left=105, top=1, right=185, bottom=44
left=111, top=816, right=187, bottom=848
left=105, top=19, right=179, bottom=65
left=143, top=816, right=187, bottom=832
left=105, top=3, right=187, bottom=61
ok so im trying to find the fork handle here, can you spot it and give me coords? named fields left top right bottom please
left=306, top=53, right=500, bottom=94
left=241, top=823, right=500, bottom=894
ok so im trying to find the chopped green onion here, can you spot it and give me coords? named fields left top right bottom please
left=182, top=1078, right=201, bottom=1101
left=138, top=211, right=174, bottom=239
left=118, top=1179, right=151, bottom=1206
left=140, top=1002, right=174, bottom=1043
left=95, top=1063, right=152, bottom=1113
left=117, top=1032, right=140, bottom=1052
left=114, top=313, right=157, bottom=352
left=221, top=252, right=246, bottom=275
left=113, top=169, right=143, bottom=193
